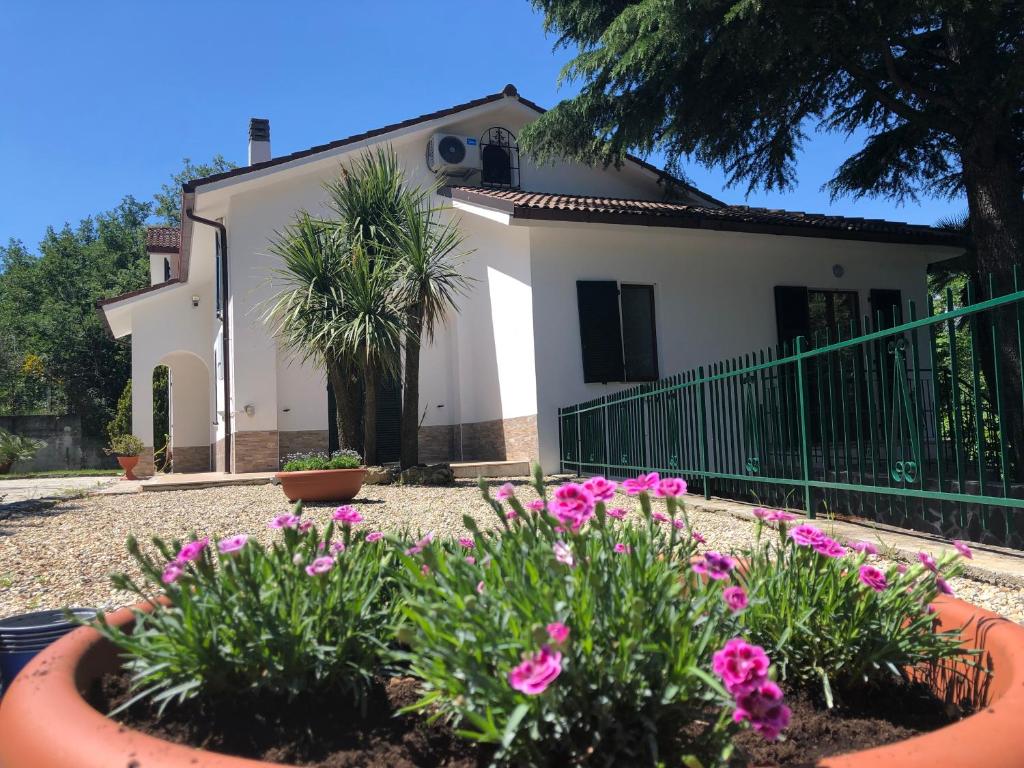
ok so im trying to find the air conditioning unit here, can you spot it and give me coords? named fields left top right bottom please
left=426, top=133, right=479, bottom=176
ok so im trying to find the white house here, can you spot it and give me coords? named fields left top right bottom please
left=98, top=85, right=964, bottom=477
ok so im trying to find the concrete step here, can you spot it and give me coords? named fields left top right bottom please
left=451, top=460, right=531, bottom=479
left=141, top=472, right=275, bottom=492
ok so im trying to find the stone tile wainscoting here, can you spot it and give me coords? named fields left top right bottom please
left=232, top=430, right=280, bottom=473
left=172, top=445, right=211, bottom=473
left=418, top=414, right=538, bottom=463
left=279, top=430, right=329, bottom=464
left=133, top=447, right=156, bottom=478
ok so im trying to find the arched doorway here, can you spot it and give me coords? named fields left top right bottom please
left=154, top=351, right=212, bottom=473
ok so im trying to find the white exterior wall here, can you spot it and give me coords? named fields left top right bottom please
left=528, top=223, right=955, bottom=471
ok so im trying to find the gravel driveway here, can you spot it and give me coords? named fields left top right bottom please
left=1, top=478, right=1021, bottom=623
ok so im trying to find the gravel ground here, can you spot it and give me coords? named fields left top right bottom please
left=1, top=478, right=1021, bottom=624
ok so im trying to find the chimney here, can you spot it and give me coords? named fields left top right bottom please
left=248, top=118, right=270, bottom=165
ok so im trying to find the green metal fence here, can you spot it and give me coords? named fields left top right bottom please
left=559, top=272, right=1024, bottom=549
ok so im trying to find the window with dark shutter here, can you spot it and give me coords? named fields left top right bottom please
left=621, top=284, right=659, bottom=381
left=774, top=286, right=810, bottom=348
left=576, top=281, right=625, bottom=383
left=869, top=289, right=903, bottom=329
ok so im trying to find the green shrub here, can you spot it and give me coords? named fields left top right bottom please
left=396, top=469, right=759, bottom=767
left=281, top=448, right=362, bottom=471
left=105, top=433, right=145, bottom=457
left=94, top=502, right=397, bottom=713
left=735, top=511, right=970, bottom=705
left=0, top=429, right=44, bottom=467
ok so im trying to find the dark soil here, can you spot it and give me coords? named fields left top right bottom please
left=734, top=679, right=964, bottom=768
left=89, top=672, right=963, bottom=767
left=87, top=672, right=488, bottom=767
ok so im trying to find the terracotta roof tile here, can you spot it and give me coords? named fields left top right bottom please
left=444, top=187, right=964, bottom=248
left=146, top=226, right=180, bottom=253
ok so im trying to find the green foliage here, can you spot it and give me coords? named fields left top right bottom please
left=522, top=1, right=1021, bottom=203
left=153, top=155, right=236, bottom=227
left=0, top=428, right=45, bottom=466
left=106, top=434, right=145, bottom=457
left=281, top=449, right=362, bottom=471
left=397, top=472, right=741, bottom=766
left=94, top=506, right=399, bottom=713
left=107, top=379, right=133, bottom=443
left=736, top=518, right=968, bottom=705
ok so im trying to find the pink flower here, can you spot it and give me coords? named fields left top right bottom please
left=332, top=505, right=363, bottom=525
left=713, top=638, right=771, bottom=695
left=508, top=646, right=562, bottom=695
left=269, top=514, right=300, bottom=530
left=733, top=681, right=791, bottom=741
left=752, top=507, right=772, bottom=521
left=458, top=537, right=475, bottom=549
left=465, top=556, right=476, bottom=565
left=527, top=499, right=546, bottom=512
left=918, top=552, right=938, bottom=572
left=606, top=507, right=627, bottom=519
left=582, top=476, right=617, bottom=501
left=330, top=541, right=346, bottom=554
left=851, top=540, right=879, bottom=555
left=858, top=565, right=887, bottom=592
left=613, top=542, right=632, bottom=554
left=547, top=622, right=570, bottom=644
left=217, top=534, right=248, bottom=555
left=496, top=482, right=516, bottom=501
left=788, top=524, right=825, bottom=547
left=304, top=556, right=335, bottom=576
left=297, top=520, right=314, bottom=534
left=953, top=540, right=973, bottom=559
left=505, top=509, right=518, bottom=521
left=553, top=540, right=575, bottom=567
left=812, top=536, right=847, bottom=558
left=550, top=483, right=595, bottom=531
left=935, top=576, right=954, bottom=596
left=655, top=477, right=688, bottom=498
left=622, top=472, right=660, bottom=495
left=176, top=538, right=209, bottom=563
left=897, top=563, right=908, bottom=574
left=421, top=563, right=431, bottom=575
left=476, top=580, right=485, bottom=594
left=692, top=551, right=735, bottom=580
left=161, top=561, right=184, bottom=584
left=652, top=511, right=670, bottom=524
left=723, top=586, right=748, bottom=612
left=692, top=531, right=706, bottom=544
left=365, top=531, right=384, bottom=542
left=755, top=508, right=799, bottom=523
left=405, top=531, right=434, bottom=556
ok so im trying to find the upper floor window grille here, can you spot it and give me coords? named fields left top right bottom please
left=479, top=127, right=520, bottom=189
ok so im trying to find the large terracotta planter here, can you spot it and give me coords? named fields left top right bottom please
left=116, top=455, right=139, bottom=481
left=0, top=597, right=1022, bottom=768
left=274, top=467, right=367, bottom=503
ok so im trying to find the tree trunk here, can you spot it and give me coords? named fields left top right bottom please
left=363, top=358, right=378, bottom=466
left=961, top=128, right=1024, bottom=480
left=327, top=355, right=361, bottom=453
left=400, top=302, right=424, bottom=469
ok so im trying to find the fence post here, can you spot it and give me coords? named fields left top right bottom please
left=574, top=404, right=582, bottom=478
left=795, top=336, right=814, bottom=518
left=698, top=366, right=710, bottom=500
left=599, top=395, right=609, bottom=477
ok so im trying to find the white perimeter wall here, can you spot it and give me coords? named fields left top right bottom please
left=529, top=222, right=956, bottom=471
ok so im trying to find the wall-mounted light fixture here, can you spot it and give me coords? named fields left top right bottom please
left=243, top=404, right=255, bottom=417
left=832, top=264, right=845, bottom=278
left=192, top=295, right=201, bottom=307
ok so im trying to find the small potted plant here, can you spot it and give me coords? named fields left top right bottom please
left=0, top=429, right=44, bottom=475
left=105, top=434, right=145, bottom=480
left=275, top=448, right=367, bottom=502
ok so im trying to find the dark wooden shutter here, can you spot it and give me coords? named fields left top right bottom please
left=375, top=376, right=402, bottom=463
left=869, top=289, right=903, bottom=329
left=621, top=284, right=659, bottom=381
left=577, top=280, right=624, bottom=383
left=774, top=286, right=810, bottom=348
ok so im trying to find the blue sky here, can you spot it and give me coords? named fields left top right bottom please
left=0, top=1, right=965, bottom=251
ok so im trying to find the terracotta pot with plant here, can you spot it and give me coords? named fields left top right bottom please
left=275, top=448, right=367, bottom=502
left=105, top=435, right=145, bottom=481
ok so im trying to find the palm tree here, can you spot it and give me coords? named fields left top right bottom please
left=264, top=214, right=362, bottom=453
left=335, top=241, right=405, bottom=465
left=390, top=195, right=472, bottom=468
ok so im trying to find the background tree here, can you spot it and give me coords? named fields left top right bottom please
left=522, top=0, right=1024, bottom=468
left=154, top=156, right=236, bottom=227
